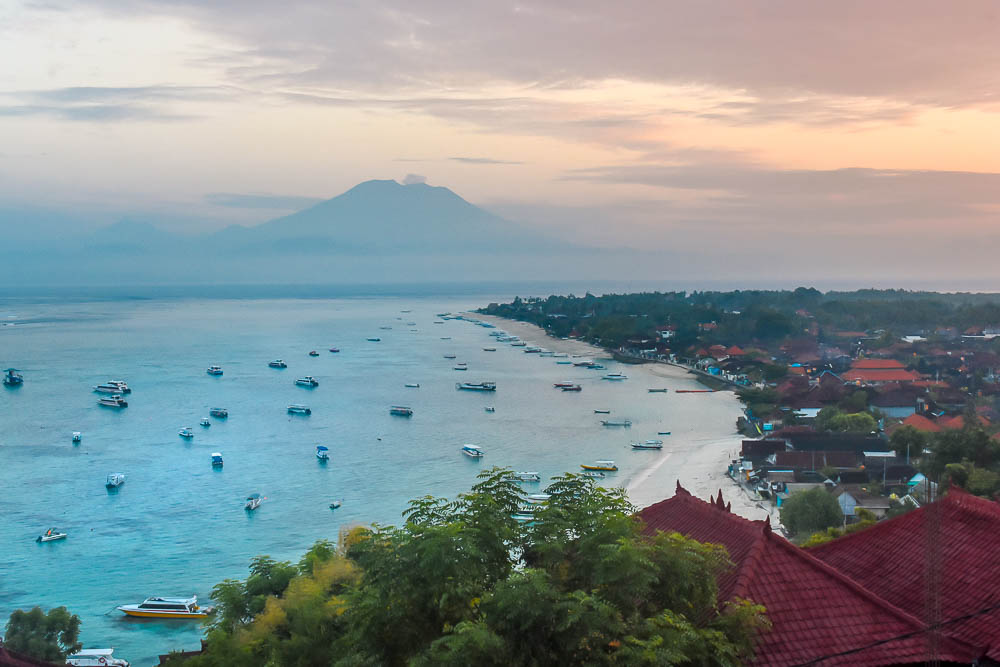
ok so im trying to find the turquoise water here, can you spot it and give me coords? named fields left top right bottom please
left=1, top=295, right=686, bottom=664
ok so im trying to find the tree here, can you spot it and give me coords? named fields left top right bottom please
left=889, top=425, right=928, bottom=462
left=779, top=488, right=843, bottom=538
left=4, top=606, right=82, bottom=660
left=923, top=426, right=1000, bottom=480
left=826, top=411, right=878, bottom=433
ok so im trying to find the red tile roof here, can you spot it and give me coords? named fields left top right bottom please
left=842, top=369, right=921, bottom=383
left=725, top=345, right=746, bottom=356
left=898, top=413, right=942, bottom=432
left=937, top=414, right=990, bottom=430
left=851, top=359, right=906, bottom=370
left=637, top=484, right=981, bottom=665
left=810, top=489, right=1000, bottom=660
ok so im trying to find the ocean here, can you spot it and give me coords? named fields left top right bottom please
left=0, top=289, right=705, bottom=664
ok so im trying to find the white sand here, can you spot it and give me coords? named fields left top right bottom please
left=471, top=313, right=775, bottom=522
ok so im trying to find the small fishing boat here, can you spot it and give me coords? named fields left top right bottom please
left=631, top=441, right=663, bottom=450
left=524, top=346, right=541, bottom=353
left=309, top=350, right=319, bottom=357
left=676, top=389, right=714, bottom=393
left=287, top=404, right=311, bottom=415
left=553, top=381, right=576, bottom=388
left=454, top=365, right=468, bottom=371
left=117, top=595, right=213, bottom=619
left=199, top=417, right=211, bottom=427
left=3, top=368, right=24, bottom=386
left=329, top=347, right=340, bottom=353
left=211, top=452, right=224, bottom=467
left=316, top=445, right=330, bottom=461
left=602, top=373, right=628, bottom=381
left=268, top=359, right=287, bottom=368
left=483, top=347, right=496, bottom=351
left=581, top=460, right=618, bottom=472
left=106, top=472, right=126, bottom=488
left=648, top=388, right=668, bottom=393
left=206, top=366, right=223, bottom=376
left=657, top=431, right=672, bottom=436
left=594, top=409, right=611, bottom=414
left=367, top=337, right=381, bottom=342
left=36, top=528, right=67, bottom=543
left=511, top=471, right=540, bottom=482
left=210, top=407, right=228, bottom=418
left=390, top=405, right=413, bottom=417
left=485, top=406, right=495, bottom=412
left=456, top=381, right=496, bottom=392
left=245, top=494, right=262, bottom=511
left=461, top=444, right=485, bottom=458
left=72, top=431, right=82, bottom=443
left=601, top=419, right=632, bottom=427
left=587, top=363, right=605, bottom=370
left=98, top=394, right=128, bottom=408
left=66, top=648, right=130, bottom=666
left=295, top=376, right=319, bottom=387
left=573, top=360, right=595, bottom=366
left=380, top=326, right=393, bottom=330
left=511, top=341, right=527, bottom=347
left=178, top=427, right=194, bottom=439
left=561, top=384, right=582, bottom=392
left=444, top=354, right=457, bottom=359
left=405, top=383, right=420, bottom=388
left=329, top=500, right=342, bottom=510
left=582, top=471, right=606, bottom=479
left=441, top=336, right=452, bottom=340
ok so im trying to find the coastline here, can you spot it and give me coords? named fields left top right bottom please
left=470, top=313, right=773, bottom=522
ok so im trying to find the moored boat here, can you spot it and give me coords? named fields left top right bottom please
left=561, top=384, right=582, bottom=392
left=553, top=381, right=576, bottom=388
left=66, top=648, right=131, bottom=666
left=524, top=493, right=551, bottom=504
left=295, top=376, right=319, bottom=387
left=3, top=368, right=24, bottom=386
left=245, top=494, right=263, bottom=511
left=329, top=500, right=342, bottom=510
left=98, top=394, right=128, bottom=408
left=582, top=471, right=606, bottom=479
left=95, top=380, right=131, bottom=394
left=106, top=473, right=126, bottom=488
left=390, top=405, right=414, bottom=417
left=268, top=359, right=287, bottom=368
left=309, top=350, right=319, bottom=356
left=461, top=444, right=485, bottom=458
left=366, top=337, right=381, bottom=342
left=581, top=460, right=618, bottom=472
left=485, top=406, right=495, bottom=412
left=454, top=365, right=468, bottom=371
left=211, top=452, right=224, bottom=467
left=600, top=419, right=631, bottom=427
left=316, top=445, right=330, bottom=461
left=329, top=347, right=340, bottom=353
left=648, top=388, right=668, bottom=393
left=210, top=407, right=228, bottom=418
left=483, top=347, right=496, bottom=351
left=178, top=427, right=194, bottom=439
left=444, top=354, right=457, bottom=359
left=206, top=366, right=223, bottom=376
left=657, top=431, right=672, bottom=435
left=36, top=528, right=67, bottom=543
left=594, top=409, right=611, bottom=414
left=117, top=595, right=213, bottom=619
left=602, top=372, right=628, bottom=381
left=511, top=471, right=540, bottom=482
left=405, top=383, right=420, bottom=388
left=72, top=431, right=82, bottom=443
left=631, top=441, right=663, bottom=450
left=456, top=381, right=496, bottom=392
left=287, top=404, right=311, bottom=415
left=200, top=418, right=211, bottom=427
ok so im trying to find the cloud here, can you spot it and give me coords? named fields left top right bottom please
left=0, top=85, right=237, bottom=122
left=449, top=157, right=523, bottom=165
left=204, top=193, right=324, bottom=209
left=401, top=173, right=427, bottom=185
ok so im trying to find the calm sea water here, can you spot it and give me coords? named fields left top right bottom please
left=1, top=294, right=692, bottom=664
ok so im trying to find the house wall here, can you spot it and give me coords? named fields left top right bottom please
left=877, top=406, right=916, bottom=418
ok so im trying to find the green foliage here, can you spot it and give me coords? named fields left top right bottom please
left=4, top=606, right=82, bottom=660
left=800, top=514, right=876, bottom=548
left=736, top=387, right=779, bottom=419
left=838, top=390, right=869, bottom=413
left=922, top=426, right=1000, bottom=480
left=814, top=407, right=877, bottom=433
left=889, top=426, right=928, bottom=460
left=761, top=364, right=788, bottom=381
left=183, top=468, right=767, bottom=666
left=779, top=488, right=843, bottom=537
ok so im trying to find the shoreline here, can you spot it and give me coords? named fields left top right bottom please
left=470, top=312, right=773, bottom=522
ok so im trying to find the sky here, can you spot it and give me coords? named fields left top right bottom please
left=2, top=1, right=1000, bottom=283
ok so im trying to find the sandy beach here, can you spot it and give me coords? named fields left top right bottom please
left=471, top=313, right=773, bottom=522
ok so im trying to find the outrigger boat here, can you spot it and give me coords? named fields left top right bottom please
left=316, top=445, right=330, bottom=461
left=117, top=595, right=213, bottom=619
left=631, top=441, right=663, bottom=450
left=36, top=528, right=67, bottom=543
left=287, top=404, right=311, bottom=415
left=390, top=405, right=413, bottom=417
left=601, top=419, right=632, bottom=427
left=245, top=494, right=263, bottom=511
left=602, top=373, right=628, bottom=381
left=581, top=460, right=618, bottom=472
left=582, top=471, right=606, bottom=479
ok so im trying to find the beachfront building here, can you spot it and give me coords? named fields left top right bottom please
left=639, top=484, right=997, bottom=665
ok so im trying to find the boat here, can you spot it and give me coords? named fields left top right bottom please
left=380, top=326, right=393, bottom=330
left=556, top=360, right=573, bottom=364
left=483, top=347, right=496, bottom=352
left=295, top=376, right=319, bottom=387
left=573, top=359, right=595, bottom=366
left=594, top=409, right=611, bottom=414
left=453, top=365, right=468, bottom=371
left=178, top=427, right=194, bottom=439
left=511, top=471, right=540, bottom=482
left=587, top=363, right=605, bottom=370
left=329, top=347, right=340, bottom=353
left=582, top=471, right=606, bottom=479
left=561, top=384, right=582, bottom=392
left=406, top=321, right=416, bottom=326
left=553, top=381, right=577, bottom=388
left=287, top=404, right=311, bottom=415
left=511, top=341, right=527, bottom=347
left=581, top=460, right=618, bottom=472
left=602, top=373, right=628, bottom=381
left=106, top=472, right=126, bottom=488
left=444, top=354, right=457, bottom=359
left=461, top=444, right=485, bottom=458
left=117, top=595, right=213, bottom=619
left=456, top=381, right=496, bottom=392
left=657, top=431, right=672, bottom=436
left=268, top=359, right=287, bottom=368
left=72, top=431, right=82, bottom=443
left=245, top=494, right=262, bottom=511
left=524, top=493, right=551, bottom=504
left=511, top=512, right=536, bottom=523
left=98, top=395, right=128, bottom=408
left=66, top=647, right=131, bottom=666
left=316, top=445, right=330, bottom=461
left=390, top=405, right=414, bottom=417
left=675, top=389, right=715, bottom=393
left=200, top=418, right=211, bottom=427
left=631, top=441, right=663, bottom=450
left=211, top=452, right=223, bottom=467
left=329, top=500, right=342, bottom=510
left=309, top=350, right=319, bottom=357
left=524, top=346, right=542, bottom=353
left=440, top=336, right=452, bottom=340
left=485, top=406, right=495, bottom=412
left=206, top=366, right=223, bottom=376
left=601, top=419, right=632, bottom=427
left=94, top=380, right=131, bottom=394
left=405, top=383, right=420, bottom=388
left=3, top=368, right=23, bottom=386
left=552, top=353, right=569, bottom=358
left=36, top=528, right=67, bottom=543
left=210, top=408, right=228, bottom=418
left=648, top=388, right=668, bottom=393
left=367, top=337, right=381, bottom=342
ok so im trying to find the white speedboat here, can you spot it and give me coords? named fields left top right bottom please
left=512, top=471, right=540, bottom=482
left=295, top=376, right=319, bottom=387
left=98, top=394, right=128, bottom=408
left=456, top=381, right=496, bottom=392
left=245, top=494, right=262, bottom=511
left=211, top=452, right=224, bottom=467
left=94, top=380, right=131, bottom=394
left=178, top=427, right=194, bottom=439
left=36, top=528, right=67, bottom=543
left=66, top=648, right=131, bottom=666
left=117, top=595, right=213, bottom=619
left=316, top=445, right=330, bottom=461
left=72, top=431, right=82, bottom=443
left=200, top=418, right=211, bottom=427
left=287, top=404, right=311, bottom=415
left=390, top=405, right=413, bottom=417
left=582, top=471, right=606, bottom=479
left=268, top=359, right=287, bottom=368
left=106, top=473, right=126, bottom=488
left=461, top=444, right=485, bottom=458
left=206, top=366, right=223, bottom=376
